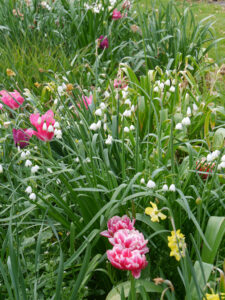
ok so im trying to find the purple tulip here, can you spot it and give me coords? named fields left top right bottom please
left=12, top=128, right=34, bottom=148
left=99, top=35, right=109, bottom=49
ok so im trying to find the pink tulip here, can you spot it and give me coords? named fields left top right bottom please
left=0, top=90, right=24, bottom=110
left=107, top=245, right=148, bottom=279
left=82, top=94, right=93, bottom=109
left=101, top=215, right=135, bottom=238
left=98, top=35, right=109, bottom=49
left=109, top=229, right=149, bottom=255
left=112, top=9, right=122, bottom=20
left=12, top=128, right=34, bottom=148
left=30, top=110, right=55, bottom=141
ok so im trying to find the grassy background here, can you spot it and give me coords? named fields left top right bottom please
left=140, top=0, right=225, bottom=62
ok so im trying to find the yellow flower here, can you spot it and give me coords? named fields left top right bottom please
left=205, top=293, right=225, bottom=300
left=168, top=230, right=186, bottom=261
left=145, top=202, right=167, bottom=222
left=6, top=68, right=16, bottom=77
left=34, top=82, right=41, bottom=88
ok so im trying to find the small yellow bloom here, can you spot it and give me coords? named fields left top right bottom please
left=168, top=230, right=186, bottom=261
left=34, top=82, right=41, bottom=88
left=205, top=293, right=225, bottom=300
left=6, top=68, right=16, bottom=77
left=145, top=202, right=167, bottom=222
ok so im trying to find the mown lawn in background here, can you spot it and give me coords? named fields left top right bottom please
left=140, top=0, right=225, bottom=62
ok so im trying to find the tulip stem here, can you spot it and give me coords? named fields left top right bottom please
left=130, top=272, right=136, bottom=300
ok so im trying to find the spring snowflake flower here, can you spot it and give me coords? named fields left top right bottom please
left=169, top=184, right=176, bottom=192
left=124, top=127, right=130, bottom=132
left=122, top=91, right=128, bottom=99
left=25, top=160, right=32, bottom=167
left=154, top=86, right=159, bottom=92
left=162, top=184, right=168, bottom=191
left=100, top=102, right=106, bottom=110
left=140, top=178, right=145, bottom=184
left=218, top=162, right=225, bottom=170
left=169, top=86, right=175, bottom=92
left=29, top=193, right=36, bottom=200
left=104, top=91, right=110, bottom=98
left=25, top=186, right=32, bottom=194
left=186, top=107, right=192, bottom=116
left=105, top=135, right=113, bottom=145
left=165, top=79, right=170, bottom=86
left=130, top=125, right=135, bottom=131
left=0, top=164, right=3, bottom=173
left=95, top=108, right=102, bottom=116
left=168, top=230, right=186, bottom=261
left=125, top=99, right=131, bottom=106
left=21, top=151, right=27, bottom=159
left=31, top=165, right=39, bottom=174
left=193, top=103, right=198, bottom=111
left=147, top=180, right=156, bottom=189
left=175, top=123, right=183, bottom=130
left=145, top=202, right=166, bottom=222
left=123, top=110, right=131, bottom=117
left=181, top=117, right=191, bottom=126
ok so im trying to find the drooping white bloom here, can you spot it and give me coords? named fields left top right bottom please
left=48, top=125, right=54, bottom=132
left=207, top=153, right=213, bottom=162
left=218, top=162, right=225, bottom=170
left=0, top=164, right=3, bottom=173
left=162, top=184, right=168, bottom=191
left=154, top=86, right=159, bottom=92
left=182, top=117, right=191, bottom=126
left=26, top=150, right=31, bottom=156
left=212, top=150, right=220, bottom=160
left=21, top=151, right=27, bottom=159
left=31, top=165, right=39, bottom=174
left=100, top=102, right=106, bottom=110
left=104, top=91, right=110, bottom=98
left=124, top=127, right=130, bottom=132
left=85, top=157, right=91, bottom=163
left=25, top=186, right=32, bottom=194
left=47, top=168, right=53, bottom=173
left=103, top=123, right=107, bottom=131
left=125, top=99, right=131, bottom=106
left=123, top=110, right=131, bottom=117
left=130, top=125, right=135, bottom=131
left=187, top=107, right=192, bottom=116
left=25, top=160, right=32, bottom=167
left=175, top=123, right=183, bottom=130
left=221, top=155, right=225, bottom=162
left=75, top=157, right=79, bottom=162
left=96, top=120, right=101, bottom=129
left=169, top=184, right=176, bottom=192
left=147, top=180, right=156, bottom=189
left=90, top=123, right=98, bottom=131
left=165, top=79, right=170, bottom=86
left=29, top=193, right=36, bottom=200
left=140, top=178, right=145, bottom=184
left=55, top=129, right=62, bottom=139
left=131, top=105, right=135, bottom=112
left=105, top=135, right=113, bottom=145
left=169, top=86, right=175, bottom=93
left=95, top=108, right=102, bottom=116
left=54, top=121, right=60, bottom=128
left=122, top=91, right=128, bottom=99
left=159, top=82, right=164, bottom=90
left=193, top=103, right=198, bottom=112
left=42, top=122, right=47, bottom=131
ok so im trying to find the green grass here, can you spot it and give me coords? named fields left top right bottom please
left=140, top=0, right=225, bottom=62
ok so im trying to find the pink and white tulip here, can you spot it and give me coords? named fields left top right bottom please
left=107, top=245, right=148, bottom=279
left=101, top=215, right=135, bottom=238
left=82, top=94, right=93, bottom=109
left=109, top=229, right=149, bottom=255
